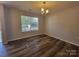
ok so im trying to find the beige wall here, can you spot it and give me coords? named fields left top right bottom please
left=45, top=6, right=79, bottom=46
left=5, top=6, right=44, bottom=41
left=0, top=5, right=8, bottom=44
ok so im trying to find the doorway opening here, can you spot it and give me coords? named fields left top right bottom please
left=0, top=31, right=2, bottom=42
left=0, top=21, right=2, bottom=43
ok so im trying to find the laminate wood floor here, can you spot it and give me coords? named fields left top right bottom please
left=0, top=34, right=79, bottom=57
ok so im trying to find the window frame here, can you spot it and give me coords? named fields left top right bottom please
left=20, top=15, right=39, bottom=32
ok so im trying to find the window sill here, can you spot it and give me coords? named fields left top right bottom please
left=21, top=30, right=39, bottom=33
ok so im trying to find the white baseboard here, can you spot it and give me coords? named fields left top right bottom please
left=46, top=34, right=79, bottom=47
left=8, top=34, right=43, bottom=42
left=8, top=33, right=79, bottom=47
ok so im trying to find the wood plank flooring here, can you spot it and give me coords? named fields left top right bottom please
left=0, top=34, right=79, bottom=57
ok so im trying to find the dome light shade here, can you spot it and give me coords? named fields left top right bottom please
left=41, top=8, right=44, bottom=11
left=46, top=9, right=49, bottom=14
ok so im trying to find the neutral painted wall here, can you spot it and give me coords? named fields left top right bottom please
left=0, top=5, right=8, bottom=44
left=45, top=6, right=79, bottom=46
left=5, top=6, right=44, bottom=41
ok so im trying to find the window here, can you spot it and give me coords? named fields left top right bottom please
left=21, top=16, right=39, bottom=32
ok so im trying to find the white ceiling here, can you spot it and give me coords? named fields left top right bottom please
left=0, top=1, right=79, bottom=14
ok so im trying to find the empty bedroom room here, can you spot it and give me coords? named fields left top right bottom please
left=0, top=1, right=79, bottom=57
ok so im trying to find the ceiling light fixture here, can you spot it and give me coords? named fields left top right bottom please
left=41, top=2, right=49, bottom=15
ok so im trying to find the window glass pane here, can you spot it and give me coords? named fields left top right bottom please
left=21, top=16, right=39, bottom=32
left=21, top=16, right=31, bottom=32
left=30, top=17, right=39, bottom=31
